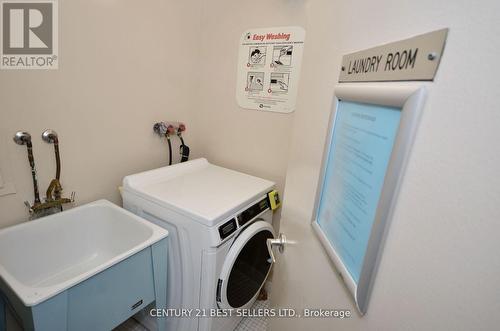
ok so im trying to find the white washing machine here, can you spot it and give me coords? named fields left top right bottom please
left=121, top=158, right=276, bottom=331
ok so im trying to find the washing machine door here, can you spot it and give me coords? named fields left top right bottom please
left=217, top=220, right=275, bottom=310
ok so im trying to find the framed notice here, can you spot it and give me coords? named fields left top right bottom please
left=312, top=83, right=426, bottom=314
left=236, top=26, right=305, bottom=113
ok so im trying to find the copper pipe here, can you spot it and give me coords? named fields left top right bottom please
left=42, top=130, right=62, bottom=200
left=26, top=140, right=41, bottom=204
left=13, top=132, right=41, bottom=205
left=54, top=137, right=60, bottom=180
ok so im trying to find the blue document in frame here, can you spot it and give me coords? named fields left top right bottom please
left=317, top=101, right=401, bottom=283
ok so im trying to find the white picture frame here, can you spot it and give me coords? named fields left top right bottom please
left=311, top=83, right=426, bottom=314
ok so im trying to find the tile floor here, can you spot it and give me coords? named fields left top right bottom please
left=114, top=300, right=269, bottom=331
left=234, top=299, right=269, bottom=331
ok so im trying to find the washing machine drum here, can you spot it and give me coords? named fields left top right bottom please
left=217, top=220, right=275, bottom=309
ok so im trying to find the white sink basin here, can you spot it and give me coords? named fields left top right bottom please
left=0, top=199, right=168, bottom=306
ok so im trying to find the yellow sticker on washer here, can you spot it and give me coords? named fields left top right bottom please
left=268, top=190, right=281, bottom=210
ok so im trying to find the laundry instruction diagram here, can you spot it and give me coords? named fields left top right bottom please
left=236, top=26, right=305, bottom=113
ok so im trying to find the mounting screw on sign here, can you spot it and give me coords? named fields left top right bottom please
left=259, top=104, right=264, bottom=108
left=427, top=52, right=437, bottom=61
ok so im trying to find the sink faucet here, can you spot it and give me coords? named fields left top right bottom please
left=14, top=130, right=75, bottom=219
left=42, top=130, right=62, bottom=201
left=34, top=129, right=74, bottom=216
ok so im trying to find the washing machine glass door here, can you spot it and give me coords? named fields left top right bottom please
left=218, top=221, right=275, bottom=309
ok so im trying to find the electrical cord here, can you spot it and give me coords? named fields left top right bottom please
left=154, top=122, right=189, bottom=165
left=167, top=136, right=172, bottom=166
left=177, top=134, right=190, bottom=162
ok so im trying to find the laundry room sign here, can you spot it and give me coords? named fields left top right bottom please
left=236, top=26, right=305, bottom=113
left=339, top=29, right=448, bottom=82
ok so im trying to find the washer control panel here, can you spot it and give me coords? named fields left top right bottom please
left=238, top=197, right=269, bottom=227
left=218, top=218, right=237, bottom=240
left=216, top=195, right=272, bottom=243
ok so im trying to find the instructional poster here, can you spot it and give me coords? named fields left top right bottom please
left=316, top=101, right=402, bottom=282
left=236, top=26, right=305, bottom=113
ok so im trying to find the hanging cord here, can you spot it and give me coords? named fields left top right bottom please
left=167, top=135, right=172, bottom=166
left=177, top=124, right=190, bottom=162
left=165, top=124, right=176, bottom=166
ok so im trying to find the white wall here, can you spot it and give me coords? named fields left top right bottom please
left=0, top=0, right=307, bottom=228
left=190, top=0, right=307, bottom=199
left=0, top=0, right=201, bottom=227
left=271, top=0, right=500, bottom=330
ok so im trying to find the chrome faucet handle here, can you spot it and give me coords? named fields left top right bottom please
left=13, top=131, right=32, bottom=145
left=42, top=129, right=58, bottom=143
